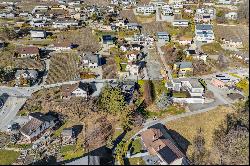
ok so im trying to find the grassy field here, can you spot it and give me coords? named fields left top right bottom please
left=166, top=106, right=234, bottom=156
left=201, top=42, right=224, bottom=55
left=127, top=157, right=145, bottom=165
left=0, top=150, right=20, bottom=165
left=46, top=53, right=79, bottom=84
left=214, top=24, right=249, bottom=48
left=130, top=138, right=142, bottom=155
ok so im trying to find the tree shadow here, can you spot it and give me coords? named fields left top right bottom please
left=111, top=131, right=127, bottom=151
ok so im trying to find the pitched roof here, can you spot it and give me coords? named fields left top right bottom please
left=175, top=61, right=193, bottom=69
left=16, top=46, right=39, bottom=55
left=61, top=82, right=91, bottom=97
left=141, top=128, right=186, bottom=164
left=20, top=118, right=44, bottom=136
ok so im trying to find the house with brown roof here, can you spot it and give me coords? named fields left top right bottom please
left=15, top=46, right=40, bottom=58
left=20, top=112, right=56, bottom=142
left=61, top=81, right=93, bottom=99
left=141, top=127, right=189, bottom=165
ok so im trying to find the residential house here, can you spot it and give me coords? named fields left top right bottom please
left=126, top=62, right=140, bottom=76
left=167, top=78, right=204, bottom=97
left=195, top=8, right=216, bottom=23
left=217, top=0, right=232, bottom=4
left=213, top=73, right=240, bottom=86
left=20, top=112, right=56, bottom=142
left=195, top=24, right=214, bottom=43
left=172, top=19, right=189, bottom=27
left=210, top=78, right=226, bottom=88
left=225, top=12, right=238, bottom=20
left=52, top=19, right=79, bottom=29
left=51, top=42, right=73, bottom=51
left=221, top=36, right=243, bottom=49
left=168, top=0, right=185, bottom=4
left=81, top=52, right=100, bottom=68
left=178, top=36, right=193, bottom=45
left=157, top=32, right=170, bottom=43
left=150, top=0, right=167, bottom=7
left=161, top=5, right=174, bottom=16
left=30, top=18, right=47, bottom=27
left=102, top=35, right=114, bottom=45
left=16, top=46, right=40, bottom=58
left=141, top=126, right=189, bottom=165
left=173, top=61, right=193, bottom=77
left=227, top=93, right=245, bottom=101
left=126, top=52, right=138, bottom=62
left=61, top=127, right=76, bottom=145
left=126, top=23, right=141, bottom=30
left=230, top=51, right=249, bottom=63
left=136, top=5, right=156, bottom=15
left=61, top=82, right=93, bottom=99
left=15, top=70, right=38, bottom=86
left=185, top=49, right=208, bottom=62
left=30, top=30, right=46, bottom=39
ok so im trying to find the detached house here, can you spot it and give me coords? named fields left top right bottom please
left=16, top=46, right=40, bottom=58
left=136, top=5, right=156, bottom=15
left=81, top=52, right=100, bottom=68
left=52, top=42, right=73, bottom=51
left=141, top=126, right=189, bottom=165
left=174, top=61, right=193, bottom=77
left=15, top=69, right=38, bottom=86
left=195, top=24, right=214, bottom=43
left=221, top=36, right=243, bottom=49
left=172, top=19, right=189, bottom=27
left=61, top=82, right=93, bottom=99
left=157, top=32, right=170, bottom=42
left=178, top=36, right=193, bottom=45
left=20, top=112, right=57, bottom=142
left=225, top=12, right=237, bottom=20
left=30, top=30, right=46, bottom=39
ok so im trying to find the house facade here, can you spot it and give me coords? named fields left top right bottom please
left=195, top=24, right=214, bottom=43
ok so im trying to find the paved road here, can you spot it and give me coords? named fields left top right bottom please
left=0, top=97, right=27, bottom=131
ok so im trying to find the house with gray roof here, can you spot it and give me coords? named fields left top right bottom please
left=20, top=112, right=56, bottom=142
left=81, top=52, right=100, bottom=68
left=195, top=24, right=214, bottom=43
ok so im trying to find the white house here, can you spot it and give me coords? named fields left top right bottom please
left=52, top=19, right=79, bottom=29
left=217, top=0, right=232, bottom=4
left=61, top=82, right=92, bottom=99
left=195, top=8, right=216, bottom=23
left=225, top=12, right=238, bottom=20
left=172, top=20, right=189, bottom=27
left=30, top=30, right=46, bottom=39
left=51, top=42, right=73, bottom=51
left=136, top=5, right=156, bottom=15
left=195, top=24, right=214, bottom=43
left=168, top=0, right=185, bottom=4
left=161, top=5, right=174, bottom=16
left=126, top=63, right=140, bottom=76
left=126, top=52, right=138, bottom=62
left=81, top=52, right=100, bottom=68
left=20, top=112, right=56, bottom=142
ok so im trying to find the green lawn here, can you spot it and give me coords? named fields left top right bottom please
left=130, top=139, right=142, bottom=155
left=7, top=143, right=32, bottom=150
left=166, top=106, right=186, bottom=115
left=172, top=92, right=188, bottom=98
left=201, top=42, right=224, bottom=54
left=0, top=150, right=20, bottom=165
left=60, top=144, right=84, bottom=160
left=236, top=79, right=249, bottom=96
left=127, top=157, right=145, bottom=165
